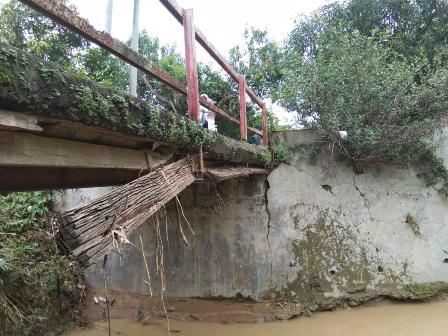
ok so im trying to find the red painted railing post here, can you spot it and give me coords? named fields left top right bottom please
left=239, top=75, right=247, bottom=141
left=262, top=103, right=269, bottom=145
left=183, top=8, right=200, bottom=122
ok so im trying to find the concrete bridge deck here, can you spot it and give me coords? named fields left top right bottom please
left=0, top=45, right=271, bottom=192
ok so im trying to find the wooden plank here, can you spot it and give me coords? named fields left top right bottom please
left=0, top=131, right=173, bottom=169
left=61, top=158, right=268, bottom=266
left=0, top=110, right=43, bottom=132
left=204, top=166, right=268, bottom=181
left=62, top=159, right=196, bottom=266
left=11, top=111, right=173, bottom=151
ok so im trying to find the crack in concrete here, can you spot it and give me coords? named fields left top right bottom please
left=264, top=177, right=274, bottom=285
left=264, top=178, right=272, bottom=251
left=352, top=172, right=365, bottom=198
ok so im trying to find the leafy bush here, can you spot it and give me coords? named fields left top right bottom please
left=272, top=144, right=291, bottom=165
left=0, top=192, right=84, bottom=335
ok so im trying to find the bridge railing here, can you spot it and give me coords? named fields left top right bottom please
left=159, top=0, right=268, bottom=144
left=18, top=0, right=269, bottom=145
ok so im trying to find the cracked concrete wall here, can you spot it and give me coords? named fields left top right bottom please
left=56, top=130, right=448, bottom=303
left=266, top=144, right=448, bottom=304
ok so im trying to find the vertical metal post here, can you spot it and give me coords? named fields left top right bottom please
left=105, top=0, right=114, bottom=34
left=262, top=102, right=269, bottom=145
left=129, top=0, right=140, bottom=97
left=239, top=75, right=247, bottom=141
left=183, top=9, right=200, bottom=122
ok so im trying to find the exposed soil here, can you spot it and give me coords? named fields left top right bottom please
left=85, top=287, right=279, bottom=323
left=84, top=284, right=448, bottom=325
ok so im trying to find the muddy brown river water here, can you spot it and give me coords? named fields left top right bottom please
left=69, top=299, right=448, bottom=336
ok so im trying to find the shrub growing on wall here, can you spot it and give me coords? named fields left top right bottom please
left=277, top=30, right=448, bottom=168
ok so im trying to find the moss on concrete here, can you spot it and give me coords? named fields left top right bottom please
left=406, top=282, right=448, bottom=297
left=259, top=201, right=448, bottom=313
left=212, top=135, right=272, bottom=167
left=0, top=44, right=271, bottom=166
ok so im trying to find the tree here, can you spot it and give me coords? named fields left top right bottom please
left=0, top=0, right=89, bottom=67
left=286, top=0, right=448, bottom=67
left=230, top=28, right=283, bottom=99
left=77, top=48, right=128, bottom=91
left=278, top=29, right=448, bottom=167
left=253, top=0, right=448, bottom=171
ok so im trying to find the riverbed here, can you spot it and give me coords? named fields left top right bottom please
left=69, top=299, right=448, bottom=336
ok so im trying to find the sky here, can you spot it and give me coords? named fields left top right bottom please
left=65, top=0, right=330, bottom=59
left=1, top=0, right=332, bottom=124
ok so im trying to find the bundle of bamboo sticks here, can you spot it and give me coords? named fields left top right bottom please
left=60, top=158, right=267, bottom=266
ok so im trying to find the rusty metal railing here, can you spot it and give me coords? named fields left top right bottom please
left=18, top=0, right=269, bottom=145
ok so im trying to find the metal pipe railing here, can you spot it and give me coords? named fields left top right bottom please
left=159, top=0, right=269, bottom=144
left=19, top=0, right=268, bottom=143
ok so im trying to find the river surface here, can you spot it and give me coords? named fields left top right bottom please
left=69, top=300, right=448, bottom=336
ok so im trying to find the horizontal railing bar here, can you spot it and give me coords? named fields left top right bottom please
left=202, top=98, right=265, bottom=136
left=195, top=27, right=239, bottom=82
left=159, top=0, right=265, bottom=108
left=200, top=98, right=239, bottom=125
left=200, top=97, right=262, bottom=136
left=159, top=0, right=183, bottom=24
left=248, top=125, right=263, bottom=136
left=18, top=0, right=188, bottom=94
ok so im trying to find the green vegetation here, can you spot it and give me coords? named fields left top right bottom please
left=272, top=144, right=291, bottom=165
left=0, top=192, right=84, bottom=335
left=3, top=0, right=448, bottom=161
left=230, top=0, right=448, bottom=183
left=0, top=44, right=217, bottom=150
left=416, top=150, right=448, bottom=195
left=289, top=144, right=321, bottom=161
left=280, top=1, right=448, bottom=166
left=406, top=282, right=448, bottom=296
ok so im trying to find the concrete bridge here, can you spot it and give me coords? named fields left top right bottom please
left=0, top=44, right=270, bottom=191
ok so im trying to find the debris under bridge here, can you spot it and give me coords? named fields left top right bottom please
left=60, top=158, right=267, bottom=266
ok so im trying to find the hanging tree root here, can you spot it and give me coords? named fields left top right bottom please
left=60, top=158, right=267, bottom=267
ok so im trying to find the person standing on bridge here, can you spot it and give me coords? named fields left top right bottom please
left=200, top=94, right=217, bottom=132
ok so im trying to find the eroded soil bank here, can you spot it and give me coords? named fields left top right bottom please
left=70, top=298, right=448, bottom=336
left=82, top=285, right=448, bottom=324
